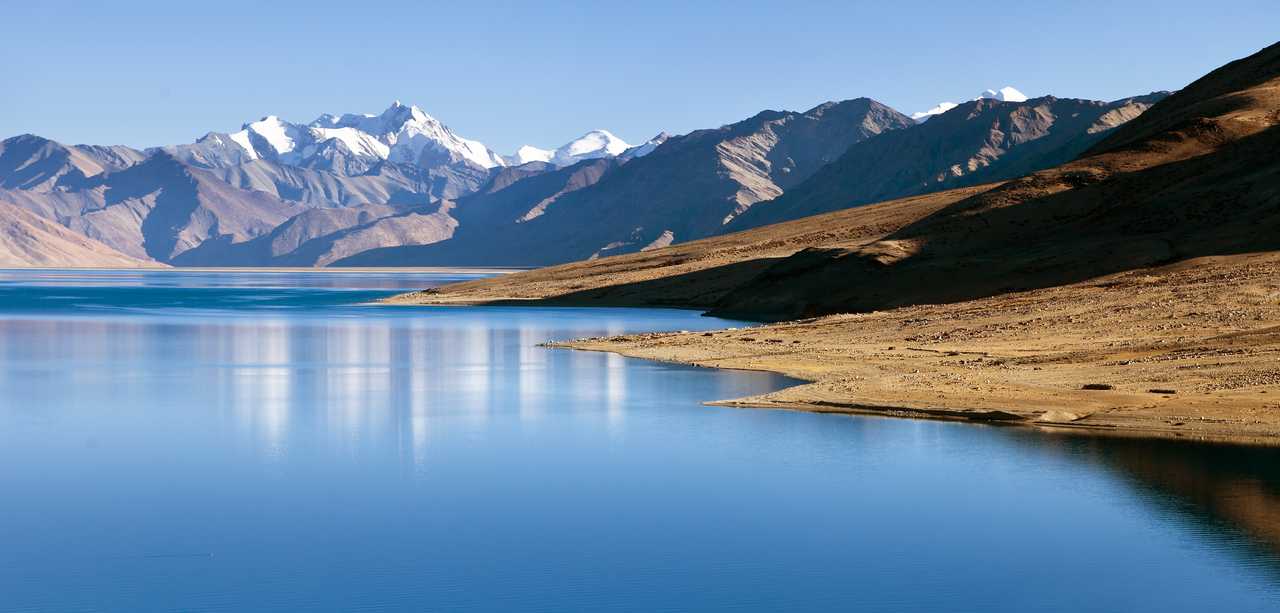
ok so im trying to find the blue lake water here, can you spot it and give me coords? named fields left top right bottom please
left=1, top=270, right=1279, bottom=612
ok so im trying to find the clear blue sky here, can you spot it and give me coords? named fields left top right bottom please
left=3, top=0, right=1276, bottom=153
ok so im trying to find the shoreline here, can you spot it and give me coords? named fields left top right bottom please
left=548, top=332, right=1280, bottom=448
left=523, top=252, right=1280, bottom=447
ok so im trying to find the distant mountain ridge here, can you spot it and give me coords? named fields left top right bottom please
left=0, top=200, right=156, bottom=267
left=400, top=41, right=1280, bottom=323
left=911, top=86, right=1029, bottom=122
left=338, top=98, right=917, bottom=266
left=0, top=89, right=1165, bottom=267
left=732, top=92, right=1168, bottom=231
left=504, top=130, right=640, bottom=167
left=166, top=102, right=648, bottom=175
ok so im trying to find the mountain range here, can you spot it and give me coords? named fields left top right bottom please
left=910, top=86, right=1030, bottom=122
left=406, top=41, right=1280, bottom=322
left=390, top=40, right=1280, bottom=444
left=0, top=86, right=1167, bottom=267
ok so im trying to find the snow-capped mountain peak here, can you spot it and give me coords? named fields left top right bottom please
left=504, top=129, right=634, bottom=168
left=910, top=102, right=959, bottom=123
left=560, top=130, right=630, bottom=160
left=310, top=101, right=436, bottom=139
left=177, top=103, right=648, bottom=174
left=620, top=132, right=670, bottom=160
left=507, top=145, right=554, bottom=166
left=977, top=86, right=1028, bottom=102
left=911, top=86, right=1030, bottom=123
left=211, top=101, right=506, bottom=169
left=238, top=115, right=305, bottom=157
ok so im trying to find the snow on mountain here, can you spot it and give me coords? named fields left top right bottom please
left=227, top=130, right=258, bottom=159
left=334, top=101, right=505, bottom=169
left=911, top=86, right=1030, bottom=123
left=505, top=129, right=633, bottom=168
left=177, top=103, right=648, bottom=174
left=506, top=145, right=554, bottom=165
left=910, top=102, right=959, bottom=123
left=238, top=116, right=305, bottom=157
left=977, top=86, right=1029, bottom=102
left=213, top=102, right=505, bottom=170
left=553, top=130, right=630, bottom=165
left=619, top=132, right=670, bottom=160
left=308, top=126, right=391, bottom=159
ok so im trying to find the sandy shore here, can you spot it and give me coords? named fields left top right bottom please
left=546, top=252, right=1280, bottom=445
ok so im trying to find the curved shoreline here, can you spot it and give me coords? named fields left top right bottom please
left=548, top=332, right=1280, bottom=448
left=529, top=252, right=1280, bottom=447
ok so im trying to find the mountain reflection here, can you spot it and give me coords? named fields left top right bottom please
left=1006, top=429, right=1280, bottom=574
left=0, top=310, right=735, bottom=476
left=3, top=274, right=1280, bottom=610
left=6, top=308, right=1280, bottom=575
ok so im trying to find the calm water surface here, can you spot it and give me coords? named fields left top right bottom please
left=1, top=270, right=1279, bottom=612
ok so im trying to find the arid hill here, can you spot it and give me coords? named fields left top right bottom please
left=392, top=42, right=1280, bottom=441
left=0, top=201, right=158, bottom=267
left=384, top=185, right=995, bottom=308
left=729, top=93, right=1167, bottom=232
left=709, top=41, right=1280, bottom=320
left=401, top=42, right=1279, bottom=324
left=345, top=99, right=916, bottom=266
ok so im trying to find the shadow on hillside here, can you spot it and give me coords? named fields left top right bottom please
left=706, top=123, right=1280, bottom=320
left=485, top=257, right=787, bottom=311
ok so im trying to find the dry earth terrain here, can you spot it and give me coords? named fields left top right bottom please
left=553, top=252, right=1280, bottom=443
left=390, top=42, right=1280, bottom=443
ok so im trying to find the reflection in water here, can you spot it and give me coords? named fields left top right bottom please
left=1018, top=431, right=1280, bottom=578
left=0, top=289, right=747, bottom=483
left=1, top=271, right=1280, bottom=612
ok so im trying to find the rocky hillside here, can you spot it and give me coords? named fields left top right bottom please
left=730, top=93, right=1167, bottom=231
left=400, top=41, right=1280, bottom=323
left=711, top=41, right=1280, bottom=319
left=0, top=200, right=157, bottom=267
left=0, top=101, right=658, bottom=267
left=0, top=91, right=1163, bottom=268
left=341, top=99, right=916, bottom=266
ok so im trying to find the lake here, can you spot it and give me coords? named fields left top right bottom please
left=1, top=270, right=1279, bottom=612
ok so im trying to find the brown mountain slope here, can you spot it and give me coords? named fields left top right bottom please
left=385, top=184, right=997, bottom=307
left=729, top=93, right=1166, bottom=232
left=399, top=39, right=1280, bottom=321
left=708, top=41, right=1280, bottom=319
left=390, top=41, right=1280, bottom=441
left=0, top=135, right=145, bottom=191
left=350, top=99, right=915, bottom=266
left=168, top=201, right=459, bottom=267
left=0, top=133, right=490, bottom=267
left=395, top=42, right=1280, bottom=317
left=337, top=158, right=621, bottom=267
left=0, top=201, right=159, bottom=267
left=366, top=93, right=1162, bottom=271
left=2, top=151, right=306, bottom=263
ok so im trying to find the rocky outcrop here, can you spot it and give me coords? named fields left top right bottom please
left=731, top=93, right=1168, bottom=231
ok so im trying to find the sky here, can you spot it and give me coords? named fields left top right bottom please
left=2, top=0, right=1277, bottom=154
